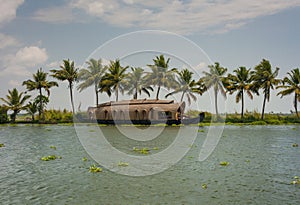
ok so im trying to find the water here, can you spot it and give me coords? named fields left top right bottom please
left=0, top=124, right=299, bottom=204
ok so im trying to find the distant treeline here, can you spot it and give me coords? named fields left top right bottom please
left=0, top=55, right=299, bottom=123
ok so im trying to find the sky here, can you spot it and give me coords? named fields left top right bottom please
left=0, top=0, right=300, bottom=114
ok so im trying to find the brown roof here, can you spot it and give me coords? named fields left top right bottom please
left=98, top=99, right=175, bottom=107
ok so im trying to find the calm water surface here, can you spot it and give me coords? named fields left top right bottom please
left=0, top=124, right=299, bottom=204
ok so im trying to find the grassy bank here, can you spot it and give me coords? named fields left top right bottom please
left=1, top=109, right=300, bottom=125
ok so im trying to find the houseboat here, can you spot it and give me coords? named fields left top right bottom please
left=87, top=99, right=204, bottom=125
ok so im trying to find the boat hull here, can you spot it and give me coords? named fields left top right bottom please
left=94, top=113, right=205, bottom=125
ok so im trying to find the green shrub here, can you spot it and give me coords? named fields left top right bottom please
left=251, top=121, right=267, bottom=125
left=266, top=119, right=281, bottom=125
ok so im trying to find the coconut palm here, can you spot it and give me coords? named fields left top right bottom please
left=226, top=67, right=258, bottom=119
left=165, top=68, right=203, bottom=105
left=26, top=101, right=38, bottom=121
left=23, top=68, right=58, bottom=121
left=124, top=67, right=153, bottom=99
left=201, top=62, right=227, bottom=118
left=77, top=58, right=107, bottom=106
left=0, top=88, right=31, bottom=122
left=145, top=55, right=176, bottom=100
left=51, top=59, right=79, bottom=114
left=101, top=59, right=128, bottom=102
left=252, top=59, right=280, bottom=120
left=277, top=68, right=300, bottom=118
left=0, top=105, right=9, bottom=123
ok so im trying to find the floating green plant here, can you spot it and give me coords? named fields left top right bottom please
left=50, top=145, right=56, bottom=150
left=198, top=129, right=205, bottom=132
left=40, top=155, right=61, bottom=161
left=220, top=161, right=229, bottom=166
left=118, top=161, right=129, bottom=167
left=290, top=176, right=300, bottom=185
left=0, top=143, right=4, bottom=148
left=292, top=143, right=298, bottom=147
left=89, top=129, right=95, bottom=132
left=153, top=147, right=159, bottom=150
left=132, top=147, right=150, bottom=154
left=202, top=183, right=208, bottom=189
left=89, top=164, right=102, bottom=173
left=82, top=157, right=88, bottom=162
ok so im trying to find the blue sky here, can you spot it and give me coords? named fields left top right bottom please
left=0, top=0, right=300, bottom=114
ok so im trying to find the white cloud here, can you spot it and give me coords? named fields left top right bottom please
left=32, top=6, right=74, bottom=23
left=46, top=61, right=61, bottom=69
left=0, top=0, right=24, bottom=26
left=15, top=46, right=48, bottom=67
left=8, top=79, right=21, bottom=87
left=69, top=0, right=300, bottom=34
left=0, top=46, right=48, bottom=77
left=0, top=33, right=19, bottom=49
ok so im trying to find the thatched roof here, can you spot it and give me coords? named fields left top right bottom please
left=97, top=99, right=176, bottom=107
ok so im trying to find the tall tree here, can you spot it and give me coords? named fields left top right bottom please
left=101, top=59, right=128, bottom=102
left=26, top=101, right=38, bottom=121
left=51, top=59, right=79, bottom=114
left=23, top=68, right=58, bottom=121
left=277, top=68, right=300, bottom=118
left=201, top=62, right=227, bottom=118
left=0, top=88, right=31, bottom=122
left=226, top=67, right=258, bottom=119
left=252, top=59, right=280, bottom=120
left=165, top=68, right=203, bottom=105
left=124, top=67, right=153, bottom=99
left=145, top=55, right=176, bottom=100
left=77, top=58, right=107, bottom=106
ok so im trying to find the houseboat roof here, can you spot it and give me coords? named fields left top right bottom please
left=97, top=99, right=177, bottom=107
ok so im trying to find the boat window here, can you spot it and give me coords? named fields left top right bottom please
left=142, top=110, right=147, bottom=120
left=104, top=110, right=108, bottom=120
left=158, top=111, right=166, bottom=119
left=135, top=110, right=139, bottom=120
left=120, top=111, right=125, bottom=120
left=112, top=110, right=117, bottom=119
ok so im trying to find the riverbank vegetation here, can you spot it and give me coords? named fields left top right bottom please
left=0, top=55, right=299, bottom=124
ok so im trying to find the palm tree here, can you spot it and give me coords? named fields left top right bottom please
left=226, top=67, right=258, bottom=119
left=77, top=58, right=107, bottom=106
left=23, top=68, right=58, bottom=121
left=165, top=68, right=203, bottom=105
left=51, top=59, right=79, bottom=114
left=277, top=68, right=300, bottom=118
left=201, top=62, right=227, bottom=118
left=26, top=101, right=38, bottom=121
left=0, top=88, right=31, bottom=122
left=252, top=59, right=280, bottom=120
left=101, top=59, right=128, bottom=102
left=145, top=55, right=176, bottom=100
left=124, top=67, right=153, bottom=99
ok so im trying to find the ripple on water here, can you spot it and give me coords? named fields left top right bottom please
left=0, top=125, right=300, bottom=204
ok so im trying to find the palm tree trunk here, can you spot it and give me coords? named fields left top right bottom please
left=294, top=93, right=299, bottom=118
left=156, top=86, right=161, bottom=100
left=11, top=112, right=17, bottom=123
left=261, top=93, right=267, bottom=120
left=134, top=83, right=138, bottom=100
left=95, top=84, right=99, bottom=107
left=116, top=84, right=119, bottom=102
left=69, top=82, right=75, bottom=114
left=214, top=88, right=219, bottom=118
left=180, top=92, right=185, bottom=102
left=241, top=89, right=244, bottom=119
left=39, top=88, right=43, bottom=121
